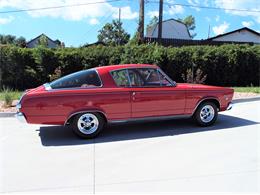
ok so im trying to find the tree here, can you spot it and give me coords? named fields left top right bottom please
left=146, top=16, right=158, bottom=34
left=15, top=36, right=26, bottom=47
left=97, top=20, right=130, bottom=46
left=178, top=15, right=196, bottom=38
left=38, top=35, right=48, bottom=47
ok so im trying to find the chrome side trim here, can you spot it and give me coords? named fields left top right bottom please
left=227, top=102, right=233, bottom=110
left=191, top=97, right=220, bottom=115
left=64, top=110, right=107, bottom=125
left=15, top=112, right=27, bottom=123
left=108, top=114, right=192, bottom=124
left=43, top=83, right=52, bottom=91
left=16, top=103, right=21, bottom=110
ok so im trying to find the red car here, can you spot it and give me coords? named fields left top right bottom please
left=16, top=64, right=234, bottom=138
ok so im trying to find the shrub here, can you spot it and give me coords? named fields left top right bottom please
left=0, top=44, right=259, bottom=90
left=2, top=87, right=13, bottom=107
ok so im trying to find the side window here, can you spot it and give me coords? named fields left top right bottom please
left=138, top=68, right=161, bottom=87
left=128, top=68, right=161, bottom=87
left=128, top=69, right=144, bottom=87
left=158, top=71, right=172, bottom=86
left=50, top=69, right=102, bottom=89
left=111, top=70, right=130, bottom=87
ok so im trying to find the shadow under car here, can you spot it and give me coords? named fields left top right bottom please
left=37, top=114, right=259, bottom=147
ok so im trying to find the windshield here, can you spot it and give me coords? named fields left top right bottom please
left=49, top=69, right=102, bottom=89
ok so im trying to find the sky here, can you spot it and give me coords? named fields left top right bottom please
left=0, top=0, right=259, bottom=47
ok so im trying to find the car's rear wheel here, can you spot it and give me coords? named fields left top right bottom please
left=72, top=112, right=105, bottom=138
left=193, top=102, right=218, bottom=126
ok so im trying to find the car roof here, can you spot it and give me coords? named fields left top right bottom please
left=95, top=64, right=158, bottom=72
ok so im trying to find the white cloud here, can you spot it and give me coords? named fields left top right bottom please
left=205, top=16, right=211, bottom=22
left=212, top=21, right=230, bottom=35
left=168, top=5, right=184, bottom=15
left=214, top=0, right=260, bottom=24
left=165, top=0, right=184, bottom=15
left=0, top=0, right=137, bottom=21
left=0, top=16, right=14, bottom=24
left=242, top=21, right=254, bottom=27
left=147, top=11, right=159, bottom=18
left=188, top=0, right=200, bottom=11
left=215, top=15, right=220, bottom=22
left=89, top=18, right=99, bottom=25
left=112, top=6, right=138, bottom=20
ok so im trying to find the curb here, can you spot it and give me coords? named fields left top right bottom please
left=0, top=96, right=260, bottom=118
left=233, top=96, right=260, bottom=103
left=0, top=112, right=16, bottom=117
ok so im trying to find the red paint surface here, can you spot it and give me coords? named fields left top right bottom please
left=19, top=64, right=234, bottom=125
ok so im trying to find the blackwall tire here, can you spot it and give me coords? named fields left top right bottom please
left=194, top=102, right=218, bottom=126
left=72, top=112, right=105, bottom=139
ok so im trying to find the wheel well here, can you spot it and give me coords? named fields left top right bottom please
left=65, top=111, right=107, bottom=125
left=196, top=98, right=220, bottom=111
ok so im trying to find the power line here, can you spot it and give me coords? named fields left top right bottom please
left=148, top=1, right=260, bottom=13
left=82, top=11, right=116, bottom=42
left=0, top=0, right=122, bottom=14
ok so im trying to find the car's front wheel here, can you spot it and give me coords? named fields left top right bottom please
left=193, top=102, right=218, bottom=126
left=72, top=112, right=105, bottom=138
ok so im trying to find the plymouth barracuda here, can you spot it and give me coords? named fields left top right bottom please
left=16, top=64, right=234, bottom=138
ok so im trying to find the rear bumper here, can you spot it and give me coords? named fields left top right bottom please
left=227, top=102, right=233, bottom=110
left=15, top=112, right=27, bottom=123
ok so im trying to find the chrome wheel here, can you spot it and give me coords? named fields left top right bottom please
left=77, top=113, right=99, bottom=135
left=200, top=105, right=215, bottom=123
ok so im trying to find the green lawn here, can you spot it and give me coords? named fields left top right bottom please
left=0, top=91, right=23, bottom=101
left=233, top=87, right=260, bottom=94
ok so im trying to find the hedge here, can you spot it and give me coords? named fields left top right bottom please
left=0, top=44, right=259, bottom=90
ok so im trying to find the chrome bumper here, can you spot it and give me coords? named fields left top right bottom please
left=227, top=102, right=233, bottom=110
left=15, top=112, right=27, bottom=123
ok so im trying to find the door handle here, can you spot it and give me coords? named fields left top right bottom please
left=132, top=92, right=136, bottom=100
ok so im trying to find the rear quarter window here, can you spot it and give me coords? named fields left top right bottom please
left=50, top=69, right=102, bottom=89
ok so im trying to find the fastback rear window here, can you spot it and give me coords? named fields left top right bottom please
left=50, top=69, right=102, bottom=89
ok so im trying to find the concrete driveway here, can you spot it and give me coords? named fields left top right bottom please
left=0, top=100, right=259, bottom=193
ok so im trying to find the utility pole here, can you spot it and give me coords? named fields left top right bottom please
left=207, top=24, right=210, bottom=38
left=138, top=0, right=144, bottom=43
left=158, top=0, right=163, bottom=43
left=118, top=8, right=121, bottom=45
left=118, top=7, right=121, bottom=24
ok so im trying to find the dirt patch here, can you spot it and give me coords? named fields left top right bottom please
left=233, top=92, right=260, bottom=99
left=0, top=100, right=18, bottom=112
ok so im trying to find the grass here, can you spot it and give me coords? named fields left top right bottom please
left=0, top=89, right=23, bottom=107
left=233, top=87, right=260, bottom=94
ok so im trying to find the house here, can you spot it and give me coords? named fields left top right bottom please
left=208, top=27, right=260, bottom=44
left=146, top=18, right=191, bottom=40
left=27, top=34, right=61, bottom=48
left=83, top=41, right=107, bottom=47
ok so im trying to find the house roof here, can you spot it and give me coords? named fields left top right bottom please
left=148, top=18, right=191, bottom=38
left=26, top=33, right=57, bottom=45
left=208, top=27, right=260, bottom=40
left=83, top=41, right=107, bottom=47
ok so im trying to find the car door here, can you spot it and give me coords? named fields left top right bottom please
left=128, top=68, right=186, bottom=118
